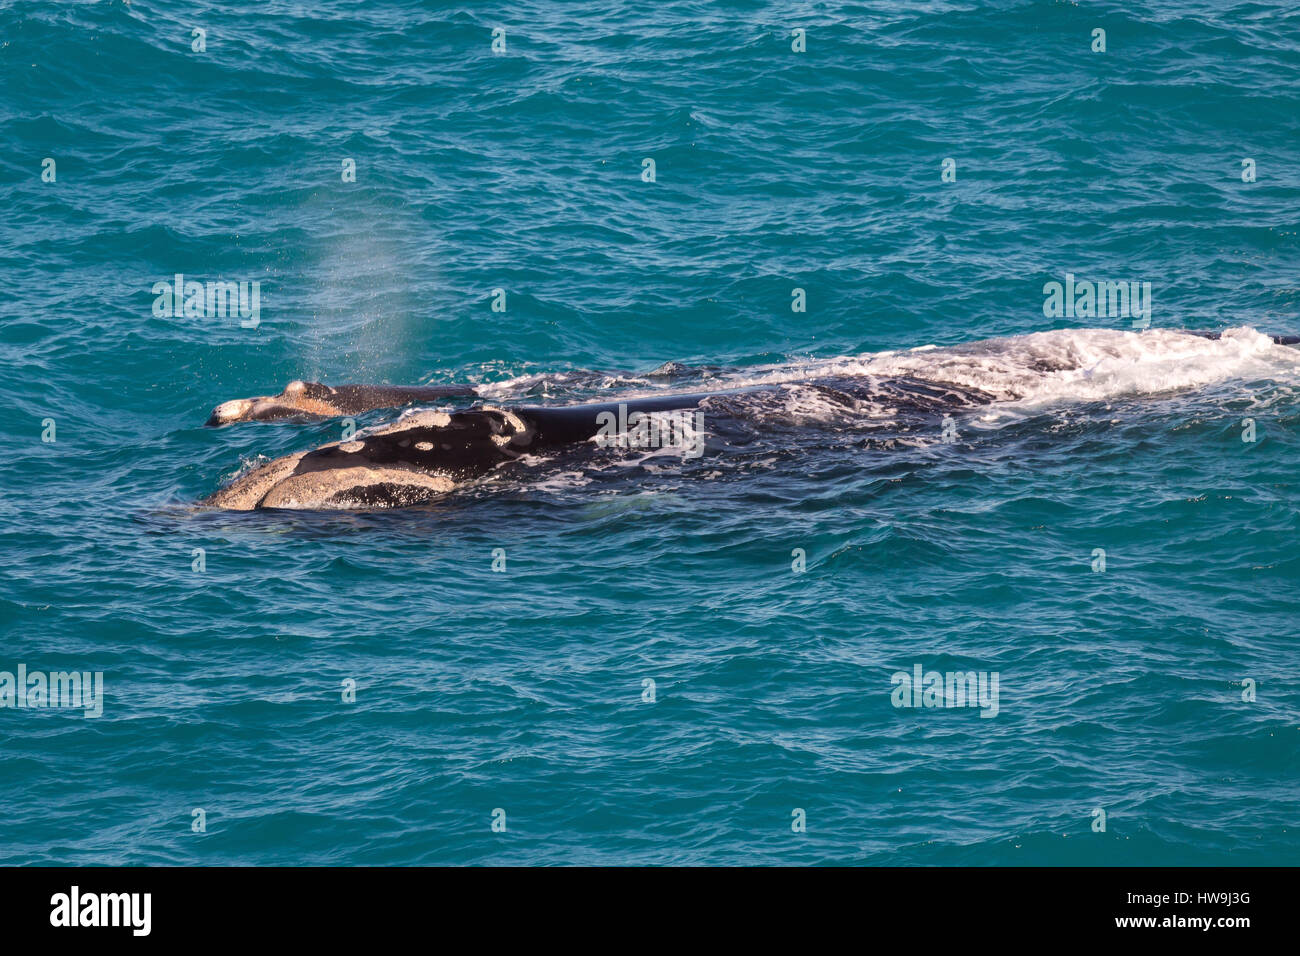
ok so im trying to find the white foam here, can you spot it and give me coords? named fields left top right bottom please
left=434, top=327, right=1300, bottom=432
left=562, top=327, right=1300, bottom=416
left=864, top=326, right=1300, bottom=407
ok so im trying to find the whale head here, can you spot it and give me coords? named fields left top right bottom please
left=205, top=398, right=257, bottom=427
left=204, top=382, right=342, bottom=426
left=201, top=406, right=533, bottom=510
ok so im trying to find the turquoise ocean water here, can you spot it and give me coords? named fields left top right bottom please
left=2, top=0, right=1299, bottom=864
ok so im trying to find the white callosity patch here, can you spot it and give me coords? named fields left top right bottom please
left=378, top=408, right=452, bottom=432
left=203, top=451, right=309, bottom=510
left=257, top=466, right=455, bottom=510
left=210, top=399, right=255, bottom=424
left=344, top=408, right=454, bottom=444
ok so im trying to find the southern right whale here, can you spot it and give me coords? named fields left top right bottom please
left=200, top=328, right=1300, bottom=511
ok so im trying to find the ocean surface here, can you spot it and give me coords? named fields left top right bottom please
left=2, top=0, right=1299, bottom=865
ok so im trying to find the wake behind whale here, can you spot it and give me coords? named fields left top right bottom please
left=201, top=327, right=1300, bottom=511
